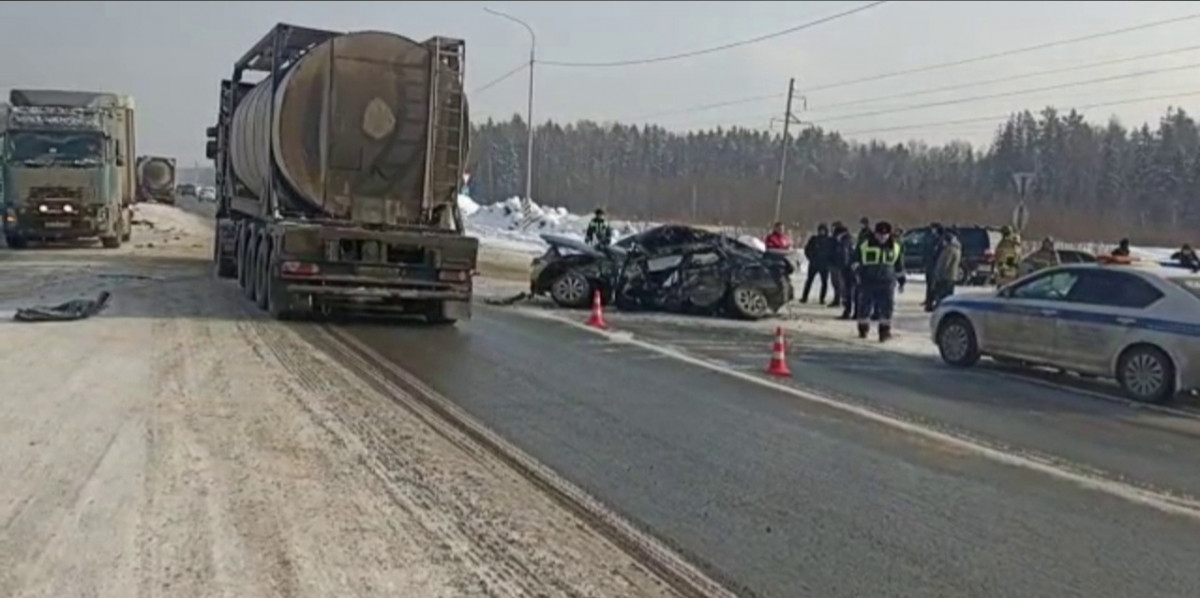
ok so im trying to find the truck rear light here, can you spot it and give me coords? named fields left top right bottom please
left=281, top=261, right=320, bottom=276
left=439, top=270, right=470, bottom=282
left=982, top=249, right=995, bottom=263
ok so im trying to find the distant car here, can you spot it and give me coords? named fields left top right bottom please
left=530, top=224, right=794, bottom=320
left=198, top=187, right=216, bottom=202
left=930, top=260, right=1200, bottom=403
left=1019, top=248, right=1097, bottom=276
left=176, top=184, right=197, bottom=199
left=902, top=225, right=1004, bottom=285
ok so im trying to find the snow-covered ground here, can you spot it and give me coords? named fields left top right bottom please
left=0, top=201, right=685, bottom=598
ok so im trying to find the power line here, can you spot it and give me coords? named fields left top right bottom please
left=815, top=62, right=1200, bottom=124
left=838, top=90, right=1200, bottom=136
left=625, top=11, right=1200, bottom=121
left=810, top=43, right=1200, bottom=113
left=471, top=61, right=528, bottom=95
left=537, top=1, right=890, bottom=68
left=631, top=93, right=785, bottom=121
left=802, top=10, right=1200, bottom=94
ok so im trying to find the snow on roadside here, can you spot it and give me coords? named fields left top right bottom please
left=0, top=203, right=686, bottom=598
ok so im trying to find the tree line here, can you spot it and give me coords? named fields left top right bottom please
left=466, top=106, right=1200, bottom=245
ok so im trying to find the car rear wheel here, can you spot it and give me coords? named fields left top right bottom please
left=936, top=315, right=980, bottom=367
left=549, top=270, right=593, bottom=308
left=1117, top=345, right=1176, bottom=403
left=728, top=285, right=771, bottom=320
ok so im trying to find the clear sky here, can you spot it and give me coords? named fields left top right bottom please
left=2, top=1, right=1197, bottom=163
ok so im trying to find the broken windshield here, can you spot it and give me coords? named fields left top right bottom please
left=9, top=131, right=104, bottom=166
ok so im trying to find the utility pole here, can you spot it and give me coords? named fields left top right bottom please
left=772, top=78, right=807, bottom=223
left=485, top=8, right=536, bottom=210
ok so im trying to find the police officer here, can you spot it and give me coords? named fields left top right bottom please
left=852, top=221, right=906, bottom=342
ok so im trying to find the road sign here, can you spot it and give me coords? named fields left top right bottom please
left=1012, top=201, right=1030, bottom=232
left=1012, top=172, right=1035, bottom=197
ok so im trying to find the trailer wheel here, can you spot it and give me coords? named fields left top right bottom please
left=236, top=228, right=250, bottom=290
left=213, top=227, right=236, bottom=279
left=5, top=235, right=27, bottom=250
left=425, top=301, right=458, bottom=325
left=100, top=236, right=121, bottom=249
left=254, top=239, right=270, bottom=311
left=243, top=236, right=259, bottom=301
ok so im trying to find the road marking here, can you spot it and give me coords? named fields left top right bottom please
left=316, top=324, right=741, bottom=598
left=509, top=305, right=1200, bottom=522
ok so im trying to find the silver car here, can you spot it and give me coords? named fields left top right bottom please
left=930, top=262, right=1200, bottom=403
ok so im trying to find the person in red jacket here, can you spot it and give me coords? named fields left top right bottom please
left=764, top=222, right=791, bottom=250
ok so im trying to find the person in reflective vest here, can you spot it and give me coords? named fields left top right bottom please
left=851, top=220, right=906, bottom=342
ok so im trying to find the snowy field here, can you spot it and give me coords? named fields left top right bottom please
left=0, top=201, right=686, bottom=598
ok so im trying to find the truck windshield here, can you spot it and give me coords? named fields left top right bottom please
left=9, top=131, right=104, bottom=165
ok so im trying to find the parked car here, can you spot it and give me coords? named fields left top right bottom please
left=931, top=260, right=1200, bottom=403
left=530, top=225, right=794, bottom=320
left=176, top=184, right=197, bottom=199
left=198, top=186, right=216, bottom=202
left=1019, top=248, right=1097, bottom=276
left=901, top=225, right=1004, bottom=285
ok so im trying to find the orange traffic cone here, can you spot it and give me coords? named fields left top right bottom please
left=585, top=289, right=608, bottom=329
left=765, top=326, right=792, bottom=377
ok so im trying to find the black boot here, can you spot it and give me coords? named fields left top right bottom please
left=878, top=324, right=892, bottom=343
left=857, top=323, right=869, bottom=339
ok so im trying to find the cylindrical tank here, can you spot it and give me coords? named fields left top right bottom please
left=138, top=157, right=175, bottom=191
left=229, top=30, right=466, bottom=221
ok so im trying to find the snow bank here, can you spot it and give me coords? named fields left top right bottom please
left=459, top=194, right=650, bottom=254
left=457, top=193, right=1182, bottom=268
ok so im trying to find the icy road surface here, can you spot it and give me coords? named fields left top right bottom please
left=0, top=203, right=684, bottom=598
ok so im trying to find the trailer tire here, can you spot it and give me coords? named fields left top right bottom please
left=254, top=238, right=271, bottom=310
left=6, top=235, right=27, bottom=250
left=236, top=227, right=250, bottom=290
left=213, top=228, right=236, bottom=279
left=100, top=236, right=121, bottom=249
left=243, top=235, right=259, bottom=302
left=424, top=301, right=459, bottom=325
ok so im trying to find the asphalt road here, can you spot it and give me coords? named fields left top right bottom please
left=334, top=305, right=1200, bottom=598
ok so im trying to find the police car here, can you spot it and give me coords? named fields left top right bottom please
left=930, top=256, right=1200, bottom=403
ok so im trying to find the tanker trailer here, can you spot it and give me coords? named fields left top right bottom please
left=205, top=23, right=477, bottom=322
left=136, top=156, right=177, bottom=204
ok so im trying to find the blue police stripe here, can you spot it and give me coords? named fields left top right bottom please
left=945, top=298, right=1200, bottom=338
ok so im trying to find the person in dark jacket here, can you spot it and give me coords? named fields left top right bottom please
left=930, top=229, right=962, bottom=310
left=827, top=222, right=845, bottom=307
left=852, top=221, right=906, bottom=342
left=856, top=217, right=872, bottom=245
left=922, top=222, right=947, bottom=311
left=1112, top=238, right=1131, bottom=257
left=801, top=224, right=835, bottom=303
left=585, top=208, right=613, bottom=248
left=833, top=226, right=857, bottom=318
left=1172, top=244, right=1200, bottom=271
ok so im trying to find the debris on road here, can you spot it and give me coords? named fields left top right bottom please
left=484, top=291, right=531, bottom=306
left=13, top=291, right=111, bottom=322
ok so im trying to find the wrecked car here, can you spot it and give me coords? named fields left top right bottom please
left=529, top=225, right=794, bottom=320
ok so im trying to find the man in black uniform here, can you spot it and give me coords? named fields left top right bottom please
left=852, top=221, right=906, bottom=342
left=585, top=208, right=614, bottom=248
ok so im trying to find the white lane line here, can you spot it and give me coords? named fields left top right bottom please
left=509, top=306, right=1200, bottom=522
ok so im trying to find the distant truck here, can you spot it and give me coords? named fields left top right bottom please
left=2, top=89, right=135, bottom=249
left=205, top=23, right=478, bottom=322
left=136, top=156, right=177, bottom=204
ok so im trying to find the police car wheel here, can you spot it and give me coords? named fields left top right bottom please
left=1117, top=345, right=1176, bottom=404
left=550, top=271, right=592, bottom=308
left=936, top=316, right=980, bottom=367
